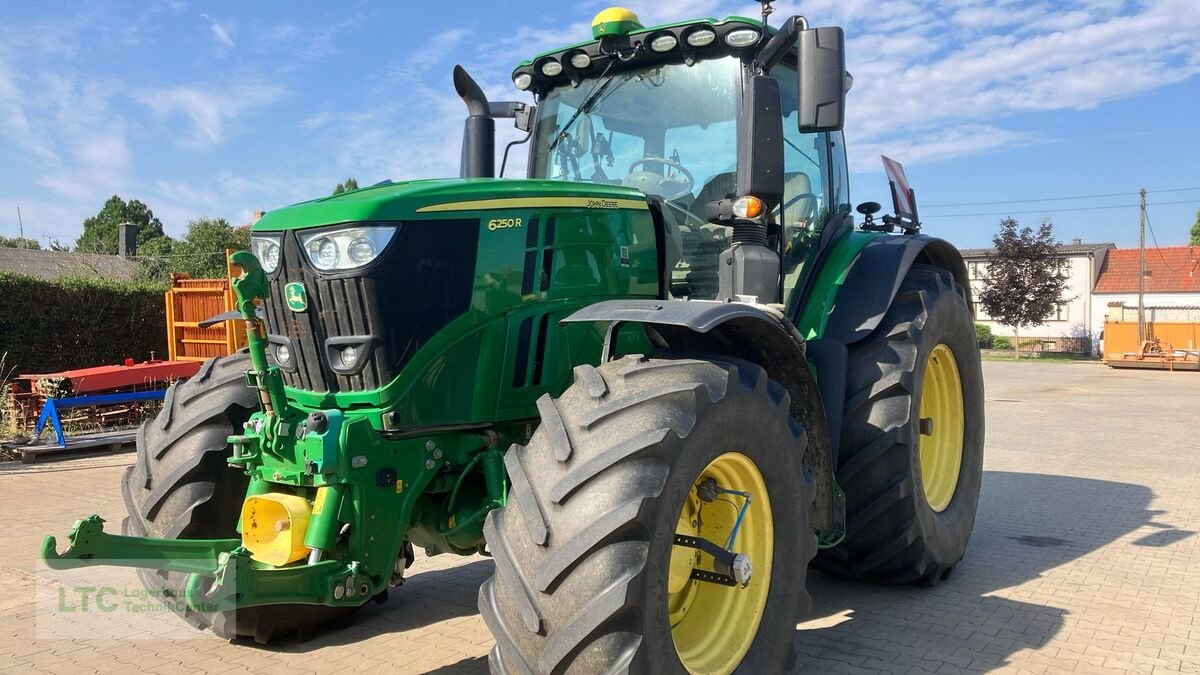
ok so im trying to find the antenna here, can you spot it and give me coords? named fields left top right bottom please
left=760, top=1, right=775, bottom=30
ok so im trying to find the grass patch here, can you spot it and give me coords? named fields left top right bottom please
left=980, top=350, right=1098, bottom=363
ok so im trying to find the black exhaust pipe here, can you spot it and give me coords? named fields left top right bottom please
left=454, top=65, right=495, bottom=178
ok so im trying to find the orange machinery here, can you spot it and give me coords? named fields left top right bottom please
left=1104, top=320, right=1200, bottom=371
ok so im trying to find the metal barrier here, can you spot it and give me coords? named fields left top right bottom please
left=164, top=256, right=244, bottom=362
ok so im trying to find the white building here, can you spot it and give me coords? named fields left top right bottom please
left=959, top=240, right=1114, bottom=352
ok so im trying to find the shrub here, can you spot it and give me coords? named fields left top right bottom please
left=975, top=323, right=993, bottom=348
left=992, top=336, right=1011, bottom=350
left=0, top=273, right=167, bottom=373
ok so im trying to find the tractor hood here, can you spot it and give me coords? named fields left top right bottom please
left=251, top=178, right=651, bottom=232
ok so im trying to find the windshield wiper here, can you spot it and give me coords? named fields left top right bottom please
left=548, top=59, right=621, bottom=153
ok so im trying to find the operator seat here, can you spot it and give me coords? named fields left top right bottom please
left=689, top=172, right=737, bottom=220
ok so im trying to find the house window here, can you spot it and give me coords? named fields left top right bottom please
left=973, top=302, right=990, bottom=320
left=1045, top=303, right=1068, bottom=321
left=968, top=261, right=988, bottom=279
left=1056, top=259, right=1072, bottom=278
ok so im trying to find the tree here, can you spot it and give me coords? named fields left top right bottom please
left=332, top=177, right=359, bottom=195
left=978, top=217, right=1070, bottom=358
left=132, top=235, right=176, bottom=283
left=169, top=217, right=251, bottom=279
left=0, top=236, right=40, bottom=250
left=1190, top=208, right=1200, bottom=246
left=77, top=195, right=167, bottom=254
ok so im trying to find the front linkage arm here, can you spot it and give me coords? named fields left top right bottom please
left=42, top=515, right=238, bottom=576
left=42, top=516, right=373, bottom=612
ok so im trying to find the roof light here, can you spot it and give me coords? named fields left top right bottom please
left=540, top=59, right=563, bottom=77
left=733, top=196, right=766, bottom=219
left=686, top=28, right=717, bottom=47
left=514, top=73, right=532, bottom=90
left=569, top=51, right=592, bottom=69
left=649, top=33, right=678, bottom=53
left=725, top=28, right=761, bottom=48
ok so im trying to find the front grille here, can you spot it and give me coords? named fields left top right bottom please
left=263, top=220, right=479, bottom=393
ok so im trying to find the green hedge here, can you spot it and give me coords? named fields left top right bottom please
left=0, top=273, right=167, bottom=374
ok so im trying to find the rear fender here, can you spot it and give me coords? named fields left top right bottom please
left=563, top=299, right=840, bottom=533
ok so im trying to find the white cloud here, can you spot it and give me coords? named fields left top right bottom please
left=202, top=14, right=236, bottom=49
left=136, top=79, right=288, bottom=145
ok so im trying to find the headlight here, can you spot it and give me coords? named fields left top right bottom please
left=348, top=237, right=376, bottom=263
left=298, top=225, right=397, bottom=272
left=514, top=73, right=532, bottom=90
left=250, top=234, right=282, bottom=274
left=540, top=59, right=563, bottom=77
left=275, top=344, right=291, bottom=365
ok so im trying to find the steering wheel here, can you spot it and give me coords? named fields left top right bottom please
left=625, top=156, right=695, bottom=198
left=779, top=191, right=819, bottom=225
left=780, top=192, right=820, bottom=271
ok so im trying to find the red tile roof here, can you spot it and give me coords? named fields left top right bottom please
left=1094, top=246, right=1200, bottom=294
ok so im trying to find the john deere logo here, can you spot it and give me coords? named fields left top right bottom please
left=284, top=283, right=308, bottom=312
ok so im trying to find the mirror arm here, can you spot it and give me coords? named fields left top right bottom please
left=756, top=15, right=808, bottom=74
left=489, top=101, right=536, bottom=133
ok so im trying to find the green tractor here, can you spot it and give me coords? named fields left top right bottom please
left=43, top=5, right=984, bottom=672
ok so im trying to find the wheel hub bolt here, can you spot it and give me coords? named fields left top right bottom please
left=919, top=417, right=934, bottom=436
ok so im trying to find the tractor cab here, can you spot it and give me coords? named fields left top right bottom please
left=508, top=8, right=853, bottom=306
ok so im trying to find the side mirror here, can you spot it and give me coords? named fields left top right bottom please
left=735, top=75, right=784, bottom=209
left=798, top=27, right=847, bottom=133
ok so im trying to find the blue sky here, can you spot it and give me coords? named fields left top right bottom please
left=1, top=0, right=1197, bottom=250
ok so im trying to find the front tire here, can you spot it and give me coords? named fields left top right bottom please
left=121, top=354, right=359, bottom=643
left=480, top=354, right=815, bottom=674
left=816, top=264, right=985, bottom=585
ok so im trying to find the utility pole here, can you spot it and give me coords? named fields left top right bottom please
left=16, top=206, right=25, bottom=249
left=1137, top=188, right=1146, bottom=344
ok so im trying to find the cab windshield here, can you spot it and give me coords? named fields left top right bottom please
left=531, top=58, right=739, bottom=210
left=530, top=56, right=835, bottom=301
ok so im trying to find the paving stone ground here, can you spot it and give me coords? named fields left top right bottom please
left=0, top=360, right=1196, bottom=674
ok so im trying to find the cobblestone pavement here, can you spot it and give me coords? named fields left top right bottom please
left=1, top=361, right=1196, bottom=674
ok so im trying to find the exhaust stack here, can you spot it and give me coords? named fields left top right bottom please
left=454, top=65, right=495, bottom=178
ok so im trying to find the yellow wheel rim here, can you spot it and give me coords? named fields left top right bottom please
left=668, top=452, right=773, bottom=674
left=918, top=344, right=965, bottom=512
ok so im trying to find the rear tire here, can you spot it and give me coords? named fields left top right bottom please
left=121, top=354, right=358, bottom=643
left=480, top=354, right=815, bottom=674
left=816, top=264, right=985, bottom=585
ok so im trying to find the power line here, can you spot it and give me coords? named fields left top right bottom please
left=921, top=199, right=1198, bottom=219
left=1142, top=208, right=1189, bottom=273
left=132, top=251, right=230, bottom=260
left=922, top=186, right=1200, bottom=208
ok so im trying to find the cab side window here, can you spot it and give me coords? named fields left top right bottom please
left=772, top=66, right=831, bottom=304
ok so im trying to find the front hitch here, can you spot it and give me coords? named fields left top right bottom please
left=42, top=515, right=374, bottom=613
left=42, top=515, right=239, bottom=575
